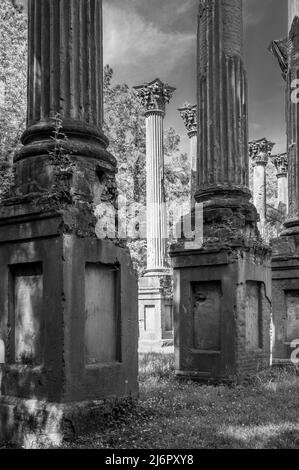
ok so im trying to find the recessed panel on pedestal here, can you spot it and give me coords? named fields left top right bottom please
left=0, top=339, right=5, bottom=364
left=11, top=263, right=43, bottom=365
left=164, top=305, right=173, bottom=332
left=245, top=282, right=262, bottom=350
left=144, top=305, right=156, bottom=332
left=192, top=282, right=221, bottom=351
left=285, top=291, right=299, bottom=342
left=84, top=263, right=119, bottom=365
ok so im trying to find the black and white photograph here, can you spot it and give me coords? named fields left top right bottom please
left=0, top=0, right=298, bottom=456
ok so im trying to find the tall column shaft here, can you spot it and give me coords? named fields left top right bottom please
left=196, top=0, right=249, bottom=201
left=16, top=0, right=114, bottom=199
left=253, top=163, right=267, bottom=224
left=278, top=175, right=288, bottom=210
left=134, top=79, right=175, bottom=273
left=178, top=104, right=198, bottom=208
left=190, top=132, right=197, bottom=173
left=272, top=153, right=288, bottom=212
left=284, top=2, right=299, bottom=231
left=189, top=131, right=197, bottom=206
left=249, top=138, right=274, bottom=235
left=27, top=0, right=103, bottom=132
left=146, top=111, right=166, bottom=271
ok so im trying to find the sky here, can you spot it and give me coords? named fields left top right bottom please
left=19, top=0, right=288, bottom=154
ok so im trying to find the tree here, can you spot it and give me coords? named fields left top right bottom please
left=0, top=0, right=27, bottom=197
left=103, top=65, right=146, bottom=206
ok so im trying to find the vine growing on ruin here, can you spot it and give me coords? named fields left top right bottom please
left=48, top=113, right=76, bottom=206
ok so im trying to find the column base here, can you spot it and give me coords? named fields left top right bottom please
left=170, top=245, right=271, bottom=382
left=138, top=274, right=173, bottom=351
left=144, top=268, right=172, bottom=277
left=0, top=394, right=136, bottom=448
left=0, top=202, right=138, bottom=407
left=271, top=235, right=299, bottom=362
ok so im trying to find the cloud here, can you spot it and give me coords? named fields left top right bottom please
left=103, top=0, right=195, bottom=86
left=106, top=0, right=198, bottom=34
left=243, top=0, right=271, bottom=27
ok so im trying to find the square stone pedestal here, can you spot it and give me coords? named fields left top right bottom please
left=170, top=247, right=272, bottom=382
left=272, top=235, right=299, bottom=364
left=0, top=204, right=138, bottom=447
left=138, top=274, right=173, bottom=351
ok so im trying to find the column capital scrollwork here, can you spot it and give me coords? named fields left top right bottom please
left=178, top=103, right=197, bottom=137
left=268, top=38, right=288, bottom=81
left=271, top=153, right=288, bottom=178
left=249, top=138, right=275, bottom=166
left=134, top=78, right=175, bottom=115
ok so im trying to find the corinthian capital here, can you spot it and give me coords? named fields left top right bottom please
left=178, top=104, right=197, bottom=135
left=134, top=78, right=175, bottom=114
left=268, top=38, right=288, bottom=80
left=272, top=153, right=288, bottom=178
left=249, top=138, right=275, bottom=165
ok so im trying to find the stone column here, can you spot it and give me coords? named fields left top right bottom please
left=249, top=138, right=275, bottom=235
left=178, top=104, right=197, bottom=208
left=134, top=79, right=175, bottom=274
left=196, top=0, right=249, bottom=205
left=271, top=0, right=299, bottom=234
left=0, top=0, right=138, bottom=447
left=134, top=79, right=175, bottom=349
left=284, top=1, right=299, bottom=233
left=270, top=1, right=299, bottom=364
left=15, top=0, right=114, bottom=199
left=272, top=153, right=288, bottom=212
left=170, top=0, right=271, bottom=382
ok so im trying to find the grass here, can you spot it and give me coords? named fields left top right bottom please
left=60, top=353, right=299, bottom=449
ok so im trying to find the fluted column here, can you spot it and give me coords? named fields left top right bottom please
left=16, top=0, right=115, bottom=197
left=179, top=104, right=197, bottom=208
left=196, top=0, right=250, bottom=203
left=249, top=138, right=275, bottom=234
left=272, top=153, right=288, bottom=212
left=26, top=0, right=103, bottom=132
left=283, top=1, right=299, bottom=233
left=134, top=79, right=175, bottom=273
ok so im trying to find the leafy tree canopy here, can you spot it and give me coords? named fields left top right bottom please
left=0, top=0, right=27, bottom=195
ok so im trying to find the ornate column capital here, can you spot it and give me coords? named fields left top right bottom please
left=249, top=138, right=275, bottom=166
left=268, top=38, right=288, bottom=81
left=134, top=78, right=175, bottom=116
left=272, top=153, right=288, bottom=178
left=178, top=103, right=197, bottom=137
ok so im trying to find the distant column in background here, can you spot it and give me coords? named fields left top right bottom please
left=134, top=79, right=175, bottom=350
left=272, top=153, right=288, bottom=214
left=134, top=79, right=175, bottom=274
left=249, top=138, right=275, bottom=235
left=178, top=104, right=197, bottom=208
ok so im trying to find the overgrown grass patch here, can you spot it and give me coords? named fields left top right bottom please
left=60, top=354, right=299, bottom=448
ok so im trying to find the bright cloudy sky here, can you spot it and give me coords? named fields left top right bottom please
left=19, top=0, right=287, bottom=154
